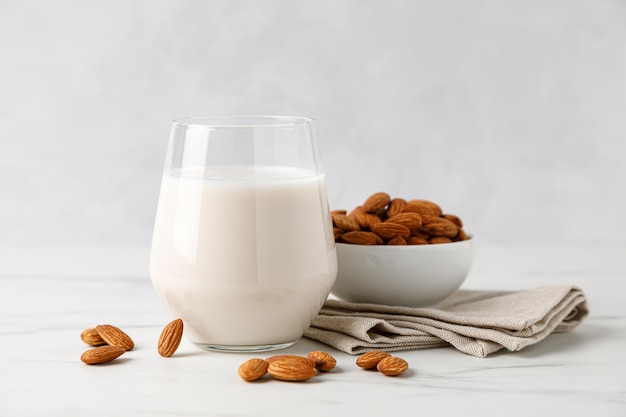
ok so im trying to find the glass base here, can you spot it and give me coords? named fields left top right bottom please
left=193, top=340, right=298, bottom=353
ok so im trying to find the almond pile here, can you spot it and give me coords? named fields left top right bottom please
left=80, top=324, right=135, bottom=365
left=238, top=351, right=337, bottom=382
left=333, top=192, right=468, bottom=245
left=356, top=350, right=409, bottom=376
left=238, top=350, right=408, bottom=381
left=81, top=322, right=409, bottom=380
left=79, top=318, right=184, bottom=365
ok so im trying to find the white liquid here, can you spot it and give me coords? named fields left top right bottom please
left=149, top=166, right=337, bottom=348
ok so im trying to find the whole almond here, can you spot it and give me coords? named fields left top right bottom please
left=386, top=198, right=408, bottom=218
left=158, top=318, right=183, bottom=357
left=356, top=350, right=391, bottom=369
left=80, top=345, right=126, bottom=365
left=362, top=192, right=391, bottom=213
left=429, top=236, right=452, bottom=244
left=96, top=324, right=134, bottom=351
left=401, top=203, right=438, bottom=223
left=238, top=358, right=269, bottom=382
left=307, top=351, right=337, bottom=372
left=442, top=213, right=463, bottom=228
left=407, top=236, right=429, bottom=245
left=333, top=227, right=344, bottom=241
left=331, top=209, right=347, bottom=216
left=81, top=328, right=107, bottom=347
left=332, top=214, right=361, bottom=232
left=267, top=359, right=317, bottom=382
left=353, top=209, right=383, bottom=230
left=386, top=212, right=423, bottom=232
left=387, top=236, right=407, bottom=245
left=411, top=230, right=430, bottom=240
left=347, top=205, right=364, bottom=219
left=421, top=217, right=458, bottom=238
left=453, top=228, right=468, bottom=242
left=377, top=356, right=409, bottom=376
left=340, top=231, right=383, bottom=245
left=408, top=199, right=442, bottom=217
left=371, top=222, right=411, bottom=240
left=266, top=354, right=316, bottom=368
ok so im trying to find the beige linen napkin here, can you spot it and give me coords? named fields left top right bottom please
left=304, top=285, right=588, bottom=358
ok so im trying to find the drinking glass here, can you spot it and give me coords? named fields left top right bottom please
left=149, top=116, right=337, bottom=352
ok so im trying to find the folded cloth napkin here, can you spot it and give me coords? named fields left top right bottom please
left=304, top=285, right=589, bottom=358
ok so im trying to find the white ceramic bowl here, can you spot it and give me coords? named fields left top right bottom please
left=331, top=238, right=475, bottom=307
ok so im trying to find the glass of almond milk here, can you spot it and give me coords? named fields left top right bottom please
left=149, top=116, right=337, bottom=352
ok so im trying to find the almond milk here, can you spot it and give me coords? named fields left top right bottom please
left=149, top=166, right=337, bottom=349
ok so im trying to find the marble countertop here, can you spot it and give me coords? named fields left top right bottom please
left=1, top=244, right=625, bottom=416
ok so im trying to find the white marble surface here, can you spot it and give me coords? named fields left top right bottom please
left=1, top=244, right=625, bottom=416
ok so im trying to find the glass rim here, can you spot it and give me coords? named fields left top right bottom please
left=172, top=115, right=314, bottom=129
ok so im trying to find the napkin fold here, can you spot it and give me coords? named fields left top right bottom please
left=304, top=285, right=589, bottom=357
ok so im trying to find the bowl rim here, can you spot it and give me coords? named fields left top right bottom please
left=335, top=236, right=474, bottom=250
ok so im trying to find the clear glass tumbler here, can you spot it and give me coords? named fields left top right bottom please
left=149, top=116, right=337, bottom=352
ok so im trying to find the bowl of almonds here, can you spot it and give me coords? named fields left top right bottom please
left=330, top=192, right=475, bottom=307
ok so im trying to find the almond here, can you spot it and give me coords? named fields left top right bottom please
left=265, top=354, right=316, bottom=368
left=81, top=327, right=106, bottom=347
left=356, top=350, right=390, bottom=369
left=332, top=213, right=361, bottom=232
left=307, top=351, right=337, bottom=372
left=362, top=192, right=391, bottom=213
left=347, top=205, right=364, bottom=219
left=411, top=230, right=430, bottom=240
left=353, top=209, right=383, bottom=230
left=267, top=359, right=317, bottom=382
left=371, top=222, right=411, bottom=240
left=95, top=324, right=134, bottom=351
left=386, top=198, right=408, bottom=218
left=386, top=212, right=423, bottom=232
left=238, top=358, right=269, bottom=382
left=387, top=236, right=407, bottom=245
left=442, top=213, right=463, bottom=228
left=333, top=227, right=343, bottom=241
left=158, top=318, right=183, bottom=357
left=340, top=231, right=383, bottom=245
left=401, top=203, right=438, bottom=223
left=453, top=228, right=468, bottom=242
left=421, top=217, right=458, bottom=238
left=407, top=236, right=429, bottom=245
left=80, top=345, right=126, bottom=365
left=331, top=209, right=347, bottom=216
left=429, top=236, right=452, bottom=244
left=408, top=199, right=442, bottom=217
left=377, top=356, right=409, bottom=376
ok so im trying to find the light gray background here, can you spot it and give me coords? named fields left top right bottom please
left=1, top=0, right=625, bottom=247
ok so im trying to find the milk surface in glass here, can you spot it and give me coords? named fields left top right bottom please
left=149, top=165, right=337, bottom=348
